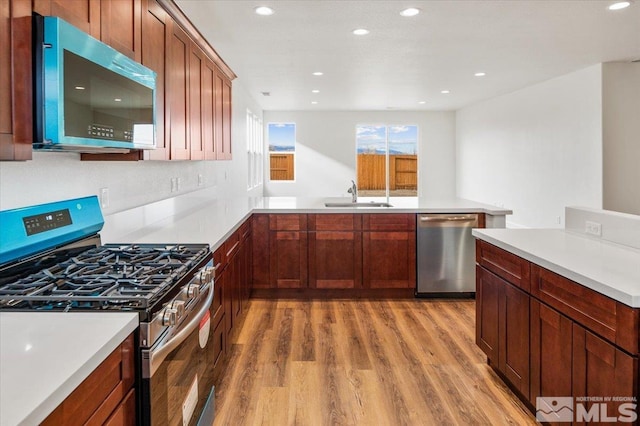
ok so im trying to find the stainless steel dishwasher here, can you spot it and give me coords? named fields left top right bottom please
left=416, top=213, right=479, bottom=296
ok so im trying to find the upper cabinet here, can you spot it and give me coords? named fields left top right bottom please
left=2, top=0, right=236, bottom=162
left=1, top=0, right=32, bottom=161
left=33, top=0, right=101, bottom=38
left=100, top=0, right=142, bottom=61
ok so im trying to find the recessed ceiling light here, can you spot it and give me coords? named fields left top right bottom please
left=311, top=101, right=318, bottom=105
left=400, top=7, right=421, bottom=17
left=440, top=90, right=450, bottom=94
left=418, top=101, right=426, bottom=104
left=114, top=98, right=122, bottom=102
left=261, top=91, right=271, bottom=97
left=352, top=28, right=370, bottom=36
left=74, top=86, right=85, bottom=90
left=311, top=89, right=320, bottom=93
left=255, top=6, right=274, bottom=15
left=474, top=72, right=486, bottom=77
left=312, top=71, right=323, bottom=76
left=608, top=1, right=630, bottom=10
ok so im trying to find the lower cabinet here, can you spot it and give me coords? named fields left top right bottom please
left=477, top=240, right=640, bottom=423
left=476, top=266, right=530, bottom=399
left=42, top=333, right=135, bottom=425
left=252, top=213, right=418, bottom=293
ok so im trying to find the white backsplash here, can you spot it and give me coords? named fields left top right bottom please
left=565, top=206, right=640, bottom=250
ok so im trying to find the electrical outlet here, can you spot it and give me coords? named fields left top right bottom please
left=585, top=221, right=602, bottom=236
left=176, top=177, right=182, bottom=191
left=99, top=188, right=109, bottom=209
left=198, top=174, right=203, bottom=186
left=170, top=178, right=177, bottom=192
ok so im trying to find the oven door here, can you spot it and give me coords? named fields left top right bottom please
left=140, top=283, right=216, bottom=426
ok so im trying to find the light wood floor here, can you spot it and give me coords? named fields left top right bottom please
left=213, top=299, right=536, bottom=425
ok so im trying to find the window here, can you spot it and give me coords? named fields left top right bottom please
left=356, top=125, right=418, bottom=197
left=268, top=123, right=295, bottom=181
left=246, top=109, right=263, bottom=190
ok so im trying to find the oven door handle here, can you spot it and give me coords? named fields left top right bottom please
left=148, top=284, right=214, bottom=377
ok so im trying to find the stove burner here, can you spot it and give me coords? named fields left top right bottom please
left=0, top=244, right=210, bottom=310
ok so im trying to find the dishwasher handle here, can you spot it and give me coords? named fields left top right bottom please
left=419, top=215, right=478, bottom=223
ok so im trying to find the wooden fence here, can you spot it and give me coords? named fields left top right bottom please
left=270, top=153, right=294, bottom=181
left=357, top=154, right=417, bottom=190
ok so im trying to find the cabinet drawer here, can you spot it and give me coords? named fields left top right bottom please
left=362, top=214, right=415, bottom=231
left=240, top=219, right=251, bottom=240
left=213, top=245, right=227, bottom=272
left=43, top=334, right=135, bottom=426
left=269, top=214, right=307, bottom=231
left=531, top=264, right=638, bottom=353
left=224, top=230, right=240, bottom=259
left=476, top=240, right=530, bottom=291
left=309, top=214, right=361, bottom=231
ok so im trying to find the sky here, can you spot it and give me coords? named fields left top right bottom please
left=356, top=125, right=418, bottom=154
left=268, top=123, right=296, bottom=150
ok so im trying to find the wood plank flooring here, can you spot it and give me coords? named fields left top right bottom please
left=213, top=299, right=536, bottom=425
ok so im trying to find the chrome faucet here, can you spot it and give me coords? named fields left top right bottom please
left=347, top=180, right=358, bottom=203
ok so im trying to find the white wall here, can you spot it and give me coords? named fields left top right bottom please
left=263, top=110, right=456, bottom=199
left=0, top=80, right=262, bottom=213
left=602, top=62, right=640, bottom=216
left=456, top=64, right=603, bottom=228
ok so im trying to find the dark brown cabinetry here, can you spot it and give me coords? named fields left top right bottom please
left=476, top=266, right=530, bottom=399
left=1, top=0, right=32, bottom=161
left=168, top=22, right=190, bottom=160
left=477, top=239, right=640, bottom=421
left=269, top=214, right=308, bottom=289
left=42, top=333, right=135, bottom=425
left=33, top=0, right=101, bottom=37
left=308, top=214, right=362, bottom=289
left=362, top=214, right=415, bottom=289
left=100, top=0, right=141, bottom=61
left=3, top=0, right=235, bottom=162
left=140, top=0, right=169, bottom=160
left=212, top=217, right=252, bottom=378
left=251, top=213, right=420, bottom=295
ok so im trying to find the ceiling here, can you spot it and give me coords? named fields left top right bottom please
left=175, top=0, right=640, bottom=111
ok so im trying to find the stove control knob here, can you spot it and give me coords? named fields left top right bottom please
left=186, top=283, right=200, bottom=299
left=205, top=266, right=215, bottom=283
left=171, top=300, right=186, bottom=318
left=162, top=308, right=178, bottom=326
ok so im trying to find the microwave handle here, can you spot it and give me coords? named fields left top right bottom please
left=147, top=284, right=214, bottom=378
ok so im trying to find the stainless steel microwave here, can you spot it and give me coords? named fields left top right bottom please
left=34, top=16, right=157, bottom=153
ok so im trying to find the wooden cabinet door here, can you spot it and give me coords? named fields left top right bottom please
left=251, top=214, right=270, bottom=289
left=308, top=231, right=362, bottom=289
left=221, top=76, right=232, bottom=160
left=362, top=231, right=416, bottom=289
left=168, top=23, right=190, bottom=160
left=1, top=0, right=31, bottom=161
left=141, top=0, right=169, bottom=160
left=476, top=266, right=500, bottom=364
left=214, top=70, right=224, bottom=160
left=270, top=230, right=308, bottom=288
left=530, top=299, right=573, bottom=407
left=188, top=44, right=204, bottom=160
left=33, top=0, right=101, bottom=37
left=499, top=281, right=530, bottom=399
left=100, top=0, right=141, bottom=61
left=572, top=324, right=637, bottom=422
left=201, top=58, right=216, bottom=160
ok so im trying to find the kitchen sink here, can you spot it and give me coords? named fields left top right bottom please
left=324, top=202, right=393, bottom=208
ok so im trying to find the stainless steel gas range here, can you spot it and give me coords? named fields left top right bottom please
left=0, top=196, right=216, bottom=425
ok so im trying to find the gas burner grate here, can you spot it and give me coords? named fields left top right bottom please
left=0, top=243, right=210, bottom=310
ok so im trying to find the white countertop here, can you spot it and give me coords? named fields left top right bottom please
left=0, top=312, right=138, bottom=426
left=473, top=228, right=640, bottom=307
left=101, top=193, right=511, bottom=251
